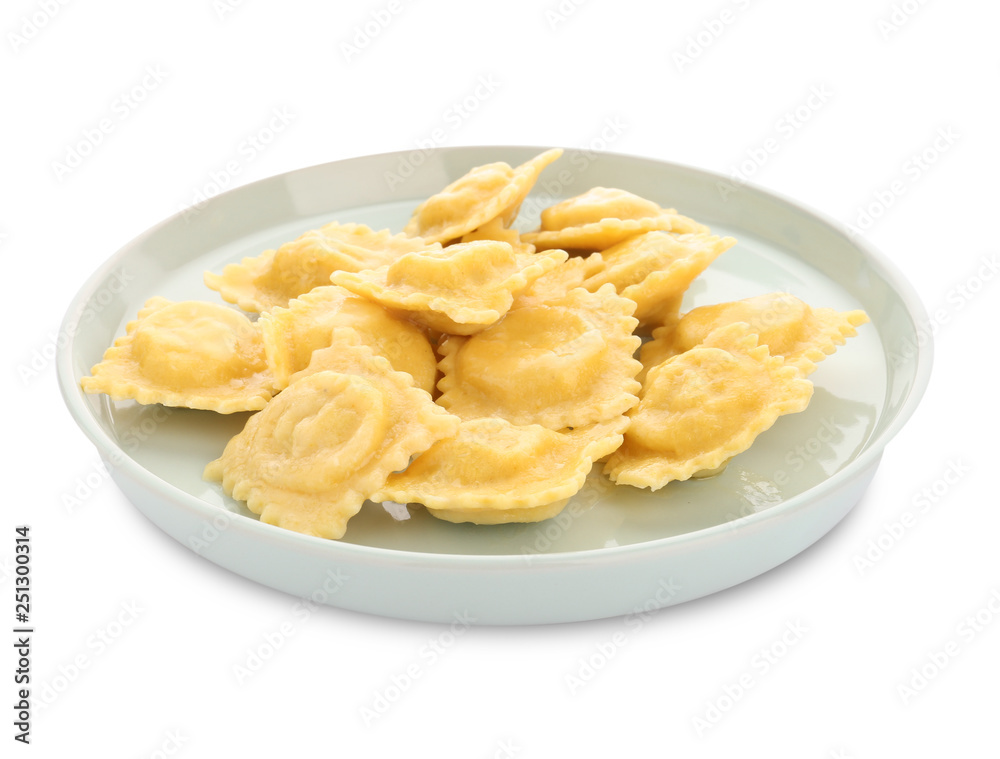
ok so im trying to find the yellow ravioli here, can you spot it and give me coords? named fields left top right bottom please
left=583, top=232, right=737, bottom=326
left=540, top=186, right=665, bottom=229
left=437, top=284, right=642, bottom=429
left=204, top=341, right=460, bottom=539
left=513, top=251, right=604, bottom=308
left=81, top=297, right=274, bottom=413
left=259, top=286, right=437, bottom=393
left=331, top=240, right=567, bottom=335
left=522, top=186, right=709, bottom=251
left=204, top=222, right=438, bottom=313
left=460, top=217, right=536, bottom=255
left=606, top=323, right=813, bottom=490
left=640, top=292, right=870, bottom=377
left=403, top=148, right=563, bottom=244
left=373, top=417, right=628, bottom=525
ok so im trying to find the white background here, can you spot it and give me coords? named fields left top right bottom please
left=4, top=0, right=998, bottom=755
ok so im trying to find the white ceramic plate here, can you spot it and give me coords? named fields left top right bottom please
left=58, top=146, right=932, bottom=625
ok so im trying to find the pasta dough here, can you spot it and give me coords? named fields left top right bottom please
left=403, top=148, right=563, bottom=244
left=204, top=222, right=437, bottom=313
left=437, top=284, right=642, bottom=429
left=583, top=231, right=737, bottom=326
left=513, top=251, right=604, bottom=308
left=259, top=285, right=437, bottom=393
left=76, top=148, right=874, bottom=545
left=522, top=186, right=708, bottom=251
left=459, top=217, right=536, bottom=255
left=640, top=292, right=870, bottom=377
left=606, top=323, right=814, bottom=490
left=373, top=417, right=628, bottom=524
left=331, top=240, right=567, bottom=335
left=81, top=297, right=274, bottom=413
left=204, top=337, right=459, bottom=539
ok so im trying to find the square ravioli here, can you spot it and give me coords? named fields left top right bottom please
left=331, top=240, right=567, bottom=335
left=403, top=148, right=563, bottom=244
left=204, top=336, right=460, bottom=539
left=582, top=231, right=736, bottom=326
left=77, top=148, right=875, bottom=544
left=204, top=222, right=440, bottom=313
left=640, top=292, right=870, bottom=378
left=606, top=323, right=814, bottom=490
left=522, top=186, right=709, bottom=252
left=436, top=284, right=642, bottom=429
left=81, top=297, right=274, bottom=413
left=259, top=285, right=437, bottom=393
left=372, top=416, right=628, bottom=525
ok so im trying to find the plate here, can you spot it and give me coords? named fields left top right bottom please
left=58, top=146, right=932, bottom=624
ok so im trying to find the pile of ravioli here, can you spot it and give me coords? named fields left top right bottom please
left=82, top=148, right=869, bottom=540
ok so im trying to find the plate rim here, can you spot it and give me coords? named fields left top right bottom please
left=57, top=144, right=934, bottom=568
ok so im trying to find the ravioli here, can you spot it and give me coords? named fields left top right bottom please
left=513, top=251, right=604, bottom=308
left=204, top=222, right=438, bottom=313
left=606, top=323, right=813, bottom=490
left=522, top=186, right=709, bottom=251
left=583, top=231, right=736, bottom=326
left=79, top=147, right=877, bottom=545
left=373, top=417, right=628, bottom=525
left=81, top=297, right=274, bottom=413
left=204, top=339, right=460, bottom=539
left=540, top=186, right=666, bottom=230
left=460, top=217, right=536, bottom=255
left=331, top=240, right=567, bottom=335
left=259, top=285, right=437, bottom=393
left=403, top=148, right=563, bottom=243
left=640, top=292, right=870, bottom=377
left=437, top=284, right=642, bottom=429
